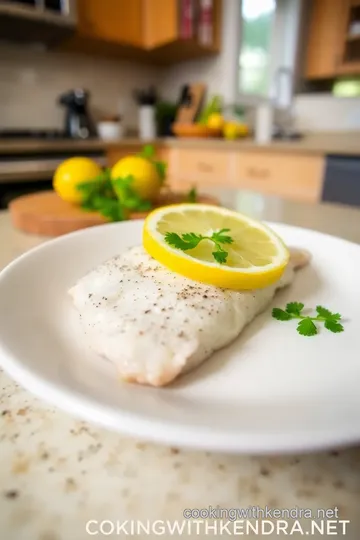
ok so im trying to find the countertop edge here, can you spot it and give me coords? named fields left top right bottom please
left=0, top=133, right=360, bottom=156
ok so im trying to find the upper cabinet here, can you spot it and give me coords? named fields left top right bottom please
left=338, top=0, right=360, bottom=74
left=305, top=0, right=360, bottom=79
left=76, top=0, right=144, bottom=48
left=61, top=0, right=222, bottom=65
left=305, top=0, right=346, bottom=79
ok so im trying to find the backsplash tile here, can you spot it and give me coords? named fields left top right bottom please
left=0, top=42, right=162, bottom=131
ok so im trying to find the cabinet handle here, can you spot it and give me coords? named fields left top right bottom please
left=246, top=167, right=270, bottom=179
left=197, top=162, right=214, bottom=173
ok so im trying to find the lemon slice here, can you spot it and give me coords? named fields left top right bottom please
left=143, top=204, right=289, bottom=290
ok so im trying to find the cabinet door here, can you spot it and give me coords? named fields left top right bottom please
left=236, top=153, right=324, bottom=203
left=305, top=0, right=347, bottom=79
left=167, top=148, right=237, bottom=190
left=337, top=0, right=360, bottom=74
left=76, top=0, right=144, bottom=47
left=143, top=0, right=178, bottom=48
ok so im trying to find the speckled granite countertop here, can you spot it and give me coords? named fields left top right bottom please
left=1, top=191, right=360, bottom=540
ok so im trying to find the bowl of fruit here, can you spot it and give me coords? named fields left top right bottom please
left=172, top=96, right=250, bottom=140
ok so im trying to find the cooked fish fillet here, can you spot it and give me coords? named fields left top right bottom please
left=69, top=246, right=309, bottom=387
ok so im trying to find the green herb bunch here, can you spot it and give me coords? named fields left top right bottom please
left=76, top=145, right=167, bottom=222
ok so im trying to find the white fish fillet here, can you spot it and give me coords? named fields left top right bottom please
left=69, top=246, right=309, bottom=387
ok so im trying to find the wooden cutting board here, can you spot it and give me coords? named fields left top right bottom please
left=9, top=191, right=220, bottom=237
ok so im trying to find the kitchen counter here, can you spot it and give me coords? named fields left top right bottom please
left=1, top=131, right=360, bottom=156
left=0, top=138, right=153, bottom=155
left=1, top=190, right=360, bottom=540
left=164, top=131, right=360, bottom=156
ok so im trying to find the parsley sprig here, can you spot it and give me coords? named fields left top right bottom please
left=112, top=175, right=152, bottom=211
left=164, top=228, right=233, bottom=264
left=76, top=168, right=128, bottom=222
left=75, top=145, right=168, bottom=222
left=272, top=303, right=344, bottom=336
left=77, top=168, right=152, bottom=221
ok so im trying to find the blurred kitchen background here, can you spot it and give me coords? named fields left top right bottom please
left=1, top=0, right=360, bottom=215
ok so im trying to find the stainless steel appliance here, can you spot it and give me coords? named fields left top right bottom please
left=0, top=0, right=77, bottom=45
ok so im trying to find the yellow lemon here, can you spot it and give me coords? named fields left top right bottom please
left=143, top=204, right=289, bottom=290
left=223, top=122, right=239, bottom=140
left=111, top=156, right=161, bottom=201
left=207, top=113, right=225, bottom=130
left=236, top=123, right=249, bottom=136
left=223, top=122, right=249, bottom=139
left=53, top=157, right=102, bottom=204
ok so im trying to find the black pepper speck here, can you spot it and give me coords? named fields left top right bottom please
left=4, top=490, right=19, bottom=499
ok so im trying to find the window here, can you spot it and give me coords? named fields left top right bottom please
left=333, top=78, right=360, bottom=98
left=238, top=0, right=302, bottom=104
left=239, top=0, right=276, bottom=96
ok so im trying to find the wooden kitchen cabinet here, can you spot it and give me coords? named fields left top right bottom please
left=166, top=147, right=324, bottom=204
left=106, top=143, right=325, bottom=204
left=167, top=148, right=237, bottom=190
left=75, top=0, right=144, bottom=47
left=61, top=0, right=222, bottom=65
left=305, top=0, right=360, bottom=78
left=305, top=0, right=347, bottom=79
left=235, top=153, right=324, bottom=204
left=337, top=0, right=360, bottom=74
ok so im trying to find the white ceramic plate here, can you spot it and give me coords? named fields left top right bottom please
left=0, top=220, right=359, bottom=454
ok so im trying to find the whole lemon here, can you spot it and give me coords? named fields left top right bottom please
left=223, top=122, right=239, bottom=140
left=111, top=156, right=161, bottom=201
left=53, top=157, right=102, bottom=204
left=207, top=112, right=225, bottom=130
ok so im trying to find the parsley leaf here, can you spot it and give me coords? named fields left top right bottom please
left=112, top=175, right=152, bottom=211
left=316, top=305, right=333, bottom=318
left=286, top=302, right=304, bottom=315
left=164, top=232, right=202, bottom=251
left=213, top=250, right=228, bottom=264
left=297, top=318, right=318, bottom=337
left=77, top=169, right=127, bottom=222
left=76, top=167, right=153, bottom=221
left=97, top=199, right=127, bottom=222
left=187, top=187, right=198, bottom=203
left=272, top=302, right=345, bottom=337
left=272, top=308, right=292, bottom=321
left=181, top=232, right=203, bottom=246
left=316, top=305, right=341, bottom=321
left=324, top=320, right=344, bottom=333
left=138, top=144, right=155, bottom=159
left=164, top=229, right=234, bottom=264
left=212, top=228, right=234, bottom=245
